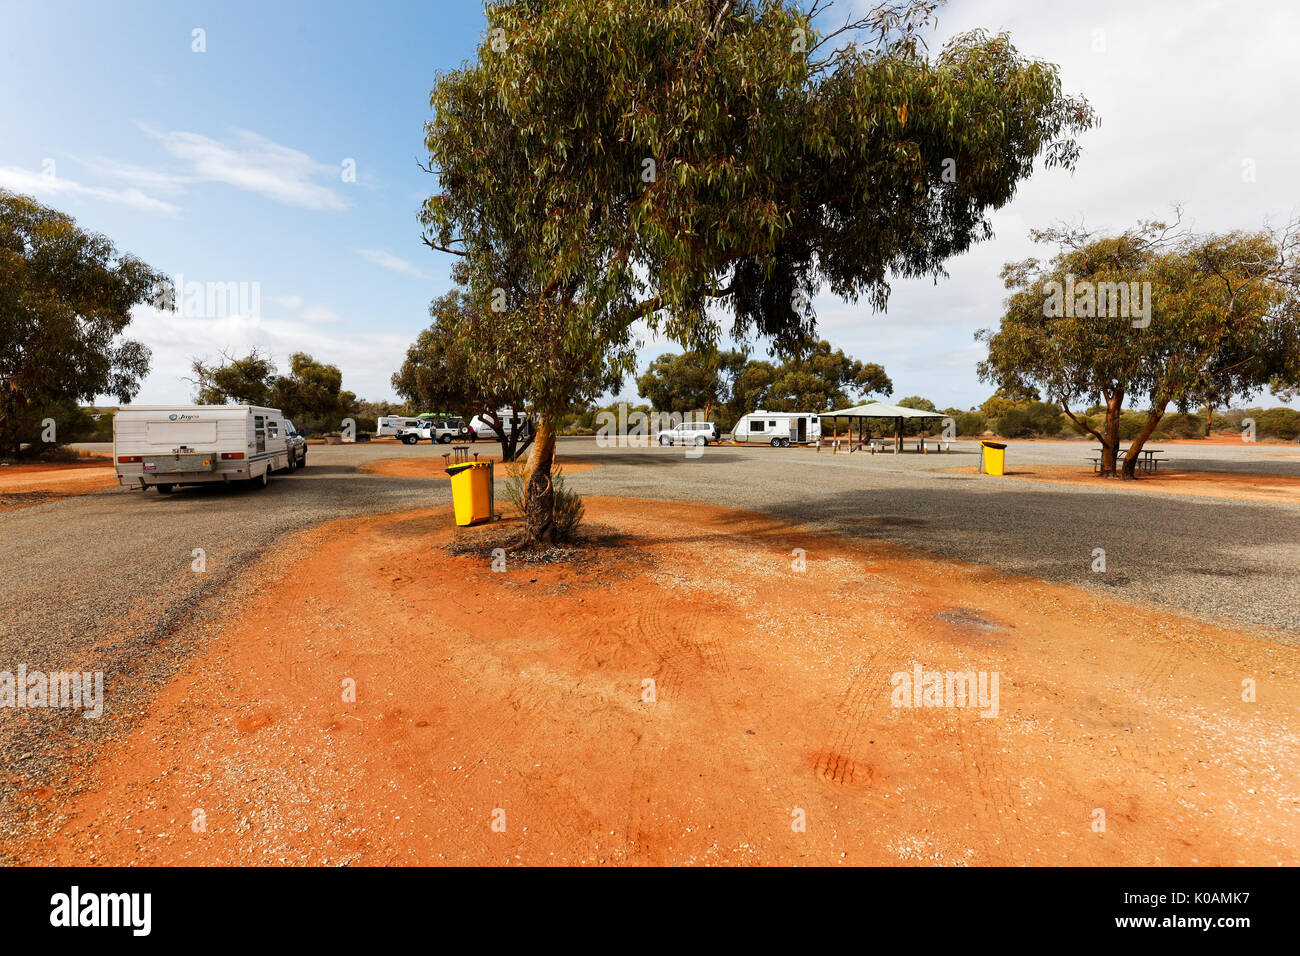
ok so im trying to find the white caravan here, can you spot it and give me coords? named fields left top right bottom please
left=376, top=415, right=427, bottom=437
left=114, top=405, right=294, bottom=493
left=732, top=410, right=822, bottom=447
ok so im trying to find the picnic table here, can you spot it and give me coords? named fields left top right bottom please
left=442, top=445, right=475, bottom=467
left=1088, top=446, right=1167, bottom=474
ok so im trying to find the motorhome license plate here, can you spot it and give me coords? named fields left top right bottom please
left=143, top=454, right=215, bottom=473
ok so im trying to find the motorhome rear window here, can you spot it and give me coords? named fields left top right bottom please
left=146, top=421, right=217, bottom=445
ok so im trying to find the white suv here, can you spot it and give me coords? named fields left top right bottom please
left=657, top=421, right=720, bottom=446
left=400, top=418, right=471, bottom=444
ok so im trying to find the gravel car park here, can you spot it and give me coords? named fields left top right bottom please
left=2, top=435, right=1299, bottom=871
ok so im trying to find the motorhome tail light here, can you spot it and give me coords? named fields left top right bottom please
left=220, top=452, right=245, bottom=460
left=117, top=455, right=142, bottom=463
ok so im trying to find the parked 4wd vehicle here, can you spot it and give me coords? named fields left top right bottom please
left=399, top=417, right=472, bottom=444
left=657, top=421, right=720, bottom=446
left=285, top=419, right=307, bottom=468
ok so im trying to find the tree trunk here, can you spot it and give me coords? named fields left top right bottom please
left=1121, top=401, right=1169, bottom=479
left=1100, top=391, right=1124, bottom=475
left=483, top=409, right=517, bottom=462
left=521, top=414, right=557, bottom=547
left=0, top=387, right=23, bottom=459
left=483, top=407, right=534, bottom=463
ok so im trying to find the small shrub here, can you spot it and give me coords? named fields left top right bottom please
left=1154, top=412, right=1206, bottom=439
left=995, top=407, right=1031, bottom=438
left=954, top=411, right=985, bottom=437
left=1255, top=407, right=1300, bottom=441
left=33, top=444, right=87, bottom=463
left=551, top=470, right=585, bottom=539
left=502, top=459, right=527, bottom=514
left=1023, top=400, right=1065, bottom=437
left=501, top=460, right=584, bottom=541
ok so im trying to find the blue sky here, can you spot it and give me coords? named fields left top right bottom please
left=3, top=0, right=1298, bottom=410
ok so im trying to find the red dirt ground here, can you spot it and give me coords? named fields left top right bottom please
left=18, top=498, right=1298, bottom=866
left=360, top=456, right=597, bottom=479
left=0, top=459, right=117, bottom=512
left=949, top=465, right=1300, bottom=504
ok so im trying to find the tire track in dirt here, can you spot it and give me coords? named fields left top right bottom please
left=287, top=516, right=508, bottom=864
left=1113, top=632, right=1185, bottom=772
left=953, top=715, right=1021, bottom=865
left=812, top=644, right=898, bottom=793
left=633, top=594, right=735, bottom=710
left=618, top=594, right=738, bottom=863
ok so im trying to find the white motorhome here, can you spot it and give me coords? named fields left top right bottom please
left=469, top=408, right=531, bottom=442
left=113, top=405, right=294, bottom=493
left=732, top=410, right=822, bottom=447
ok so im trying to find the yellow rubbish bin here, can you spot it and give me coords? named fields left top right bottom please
left=447, top=460, right=495, bottom=525
left=979, top=440, right=1007, bottom=476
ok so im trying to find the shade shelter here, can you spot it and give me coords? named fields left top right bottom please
left=823, top=402, right=948, bottom=453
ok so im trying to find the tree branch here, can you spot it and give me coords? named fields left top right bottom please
left=421, top=235, right=468, bottom=258
left=1060, top=401, right=1105, bottom=446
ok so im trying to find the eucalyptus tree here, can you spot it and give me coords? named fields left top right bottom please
left=189, top=348, right=277, bottom=406
left=423, top=0, right=1096, bottom=543
left=636, top=349, right=748, bottom=422
left=979, top=219, right=1300, bottom=477
left=0, top=190, right=164, bottom=457
left=979, top=223, right=1163, bottom=474
left=763, top=340, right=892, bottom=411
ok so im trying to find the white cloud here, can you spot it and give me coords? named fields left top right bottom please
left=141, top=126, right=348, bottom=211
left=124, top=303, right=407, bottom=403
left=264, top=295, right=340, bottom=323
left=357, top=248, right=430, bottom=279
left=74, top=156, right=193, bottom=196
left=298, top=304, right=343, bottom=324
left=0, top=164, right=181, bottom=215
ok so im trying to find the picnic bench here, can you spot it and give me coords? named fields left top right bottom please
left=1087, top=447, right=1167, bottom=474
left=915, top=436, right=952, bottom=454
left=841, top=436, right=951, bottom=454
